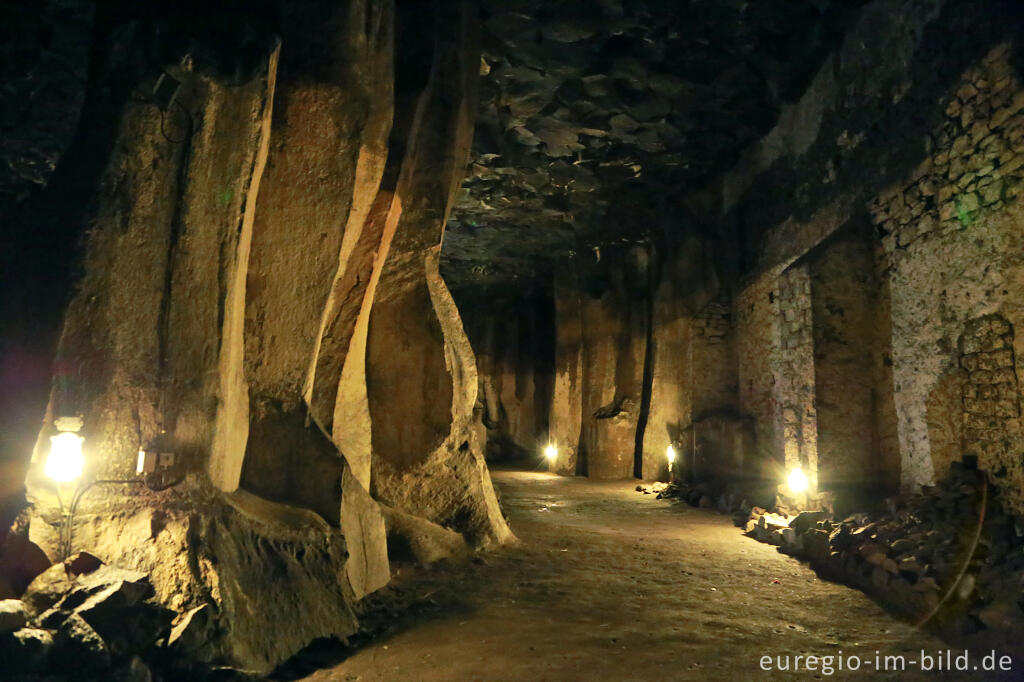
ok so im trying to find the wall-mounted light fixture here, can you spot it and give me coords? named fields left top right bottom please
left=45, top=417, right=85, bottom=484
left=787, top=467, right=809, bottom=495
left=544, top=444, right=558, bottom=464
left=44, top=421, right=183, bottom=560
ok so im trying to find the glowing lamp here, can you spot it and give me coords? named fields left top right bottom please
left=46, top=429, right=85, bottom=484
left=787, top=467, right=809, bottom=494
left=544, top=444, right=558, bottom=461
left=666, top=444, right=676, bottom=463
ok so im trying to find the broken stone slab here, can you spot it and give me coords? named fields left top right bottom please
left=788, top=510, right=828, bottom=535
left=110, top=655, right=153, bottom=682
left=30, top=564, right=171, bottom=657
left=978, top=599, right=1024, bottom=630
left=889, top=537, right=916, bottom=555
left=64, top=550, right=104, bottom=577
left=856, top=543, right=888, bottom=559
left=53, top=612, right=111, bottom=672
left=77, top=596, right=174, bottom=658
left=22, top=562, right=75, bottom=615
left=0, top=627, right=53, bottom=674
left=0, top=533, right=50, bottom=597
left=167, top=603, right=217, bottom=661
left=803, top=529, right=830, bottom=564
left=381, top=504, right=471, bottom=565
left=340, top=464, right=390, bottom=601
left=871, top=566, right=890, bottom=591
left=759, top=513, right=790, bottom=533
left=864, top=551, right=888, bottom=567
left=0, top=598, right=28, bottom=633
left=59, top=565, right=152, bottom=613
left=779, top=527, right=802, bottom=554
left=897, top=556, right=926, bottom=575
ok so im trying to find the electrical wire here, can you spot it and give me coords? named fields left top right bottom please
left=60, top=478, right=144, bottom=560
left=914, top=480, right=988, bottom=629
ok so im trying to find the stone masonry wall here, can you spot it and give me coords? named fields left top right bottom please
left=868, top=43, right=1024, bottom=509
left=807, top=227, right=901, bottom=496
left=961, top=315, right=1021, bottom=477
left=735, top=268, right=785, bottom=482
left=774, top=264, right=819, bottom=492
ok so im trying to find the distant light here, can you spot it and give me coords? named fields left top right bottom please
left=666, top=444, right=676, bottom=463
left=544, top=444, right=558, bottom=461
left=46, top=431, right=85, bottom=483
left=788, top=467, right=809, bottom=494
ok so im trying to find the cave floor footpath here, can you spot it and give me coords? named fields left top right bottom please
left=294, top=469, right=1012, bottom=682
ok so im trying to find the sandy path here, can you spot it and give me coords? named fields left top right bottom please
left=294, top=470, right=1005, bottom=681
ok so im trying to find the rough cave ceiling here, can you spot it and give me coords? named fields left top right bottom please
left=0, top=0, right=90, bottom=206
left=0, top=0, right=863, bottom=295
left=440, top=0, right=865, bottom=293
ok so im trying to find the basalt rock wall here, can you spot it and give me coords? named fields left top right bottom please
left=21, top=0, right=511, bottom=672
left=464, top=297, right=554, bottom=463
left=545, top=237, right=737, bottom=481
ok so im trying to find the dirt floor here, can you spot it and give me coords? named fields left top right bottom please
left=285, top=469, right=1016, bottom=681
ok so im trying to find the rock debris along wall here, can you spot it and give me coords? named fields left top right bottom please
left=22, top=0, right=512, bottom=672
left=869, top=43, right=1024, bottom=507
left=715, top=1, right=1024, bottom=507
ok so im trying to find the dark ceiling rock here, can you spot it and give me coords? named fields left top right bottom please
left=441, top=0, right=866, bottom=293
left=0, top=0, right=92, bottom=205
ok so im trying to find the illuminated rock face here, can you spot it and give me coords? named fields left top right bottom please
left=6, top=0, right=1024, bottom=674
left=461, top=3, right=1024, bottom=515
left=20, top=0, right=510, bottom=672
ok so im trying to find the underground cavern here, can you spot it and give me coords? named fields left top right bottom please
left=3, top=0, right=1024, bottom=679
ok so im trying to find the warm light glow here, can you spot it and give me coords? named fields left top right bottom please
left=788, top=467, right=809, bottom=494
left=46, top=432, right=85, bottom=483
left=666, top=444, right=676, bottom=464
left=544, top=444, right=558, bottom=461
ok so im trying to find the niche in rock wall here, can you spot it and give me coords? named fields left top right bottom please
left=239, top=398, right=343, bottom=525
left=959, top=315, right=1022, bottom=488
left=367, top=282, right=454, bottom=470
left=807, top=221, right=900, bottom=499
